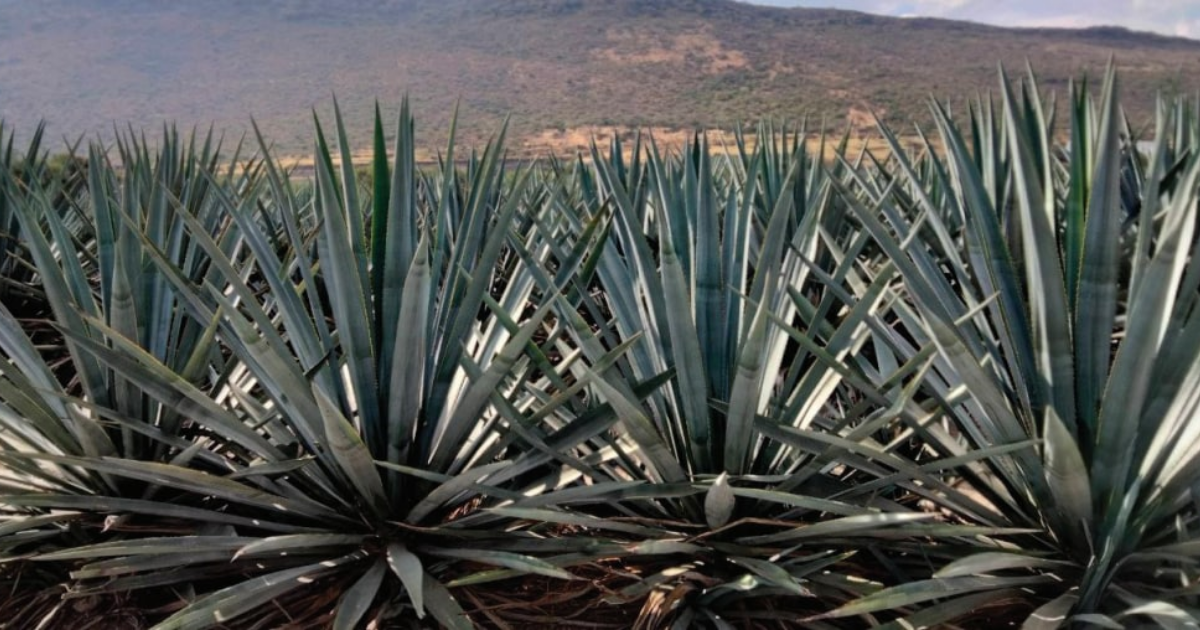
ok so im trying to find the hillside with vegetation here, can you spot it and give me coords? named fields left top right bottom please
left=2, top=0, right=1199, bottom=155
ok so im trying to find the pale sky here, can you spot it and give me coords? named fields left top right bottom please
left=745, top=0, right=1200, bottom=39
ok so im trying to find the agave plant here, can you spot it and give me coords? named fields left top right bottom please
left=0, top=122, right=36, bottom=308
left=0, top=125, right=244, bottom=501
left=0, top=122, right=88, bottom=310
left=464, top=127, right=1022, bottom=628
left=2, top=101, right=683, bottom=629
left=821, top=66, right=1200, bottom=627
left=0, top=126, right=277, bottom=626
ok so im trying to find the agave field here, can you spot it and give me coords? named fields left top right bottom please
left=1, top=66, right=1199, bottom=629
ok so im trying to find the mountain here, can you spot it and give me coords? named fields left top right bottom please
left=1, top=0, right=1197, bottom=156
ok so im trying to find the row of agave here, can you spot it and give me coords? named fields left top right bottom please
left=0, top=66, right=1198, bottom=628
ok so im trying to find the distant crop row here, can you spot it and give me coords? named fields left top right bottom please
left=0, top=66, right=1198, bottom=629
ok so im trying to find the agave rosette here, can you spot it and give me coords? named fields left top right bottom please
left=477, top=128, right=1024, bottom=628
left=0, top=127, right=248, bottom=520
left=822, top=67, right=1200, bottom=627
left=1, top=103, right=636, bottom=629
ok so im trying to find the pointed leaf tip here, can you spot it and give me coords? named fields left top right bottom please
left=705, top=472, right=735, bottom=529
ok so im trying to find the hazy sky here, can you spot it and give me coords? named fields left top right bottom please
left=746, top=1, right=1200, bottom=39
